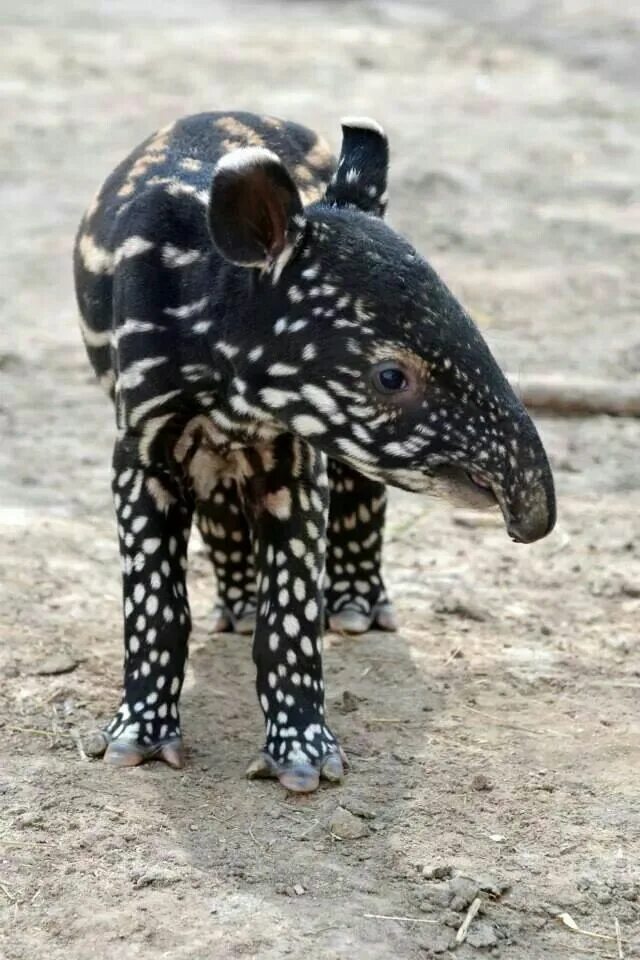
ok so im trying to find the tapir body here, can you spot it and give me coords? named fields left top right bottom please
left=74, top=111, right=555, bottom=792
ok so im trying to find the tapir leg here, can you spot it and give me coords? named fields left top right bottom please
left=195, top=478, right=257, bottom=634
left=325, top=459, right=397, bottom=634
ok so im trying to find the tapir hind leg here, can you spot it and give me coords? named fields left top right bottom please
left=195, top=478, right=257, bottom=635
left=325, top=459, right=397, bottom=634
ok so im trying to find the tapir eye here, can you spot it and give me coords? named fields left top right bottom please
left=372, top=363, right=409, bottom=395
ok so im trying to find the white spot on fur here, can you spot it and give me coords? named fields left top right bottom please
left=78, top=313, right=111, bottom=347
left=112, top=318, right=163, bottom=347
left=289, top=538, right=305, bottom=558
left=161, top=244, right=202, bottom=268
left=129, top=389, right=181, bottom=428
left=340, top=115, right=386, bottom=138
left=216, top=341, right=239, bottom=359
left=77, top=233, right=114, bottom=275
left=291, top=414, right=326, bottom=436
left=304, top=600, right=319, bottom=621
left=164, top=296, right=210, bottom=319
left=117, top=356, right=168, bottom=391
left=336, top=437, right=376, bottom=463
left=301, top=384, right=338, bottom=417
left=260, top=387, right=298, bottom=409
left=268, top=363, right=298, bottom=376
left=265, top=488, right=292, bottom=520
left=283, top=614, right=300, bottom=637
left=215, top=145, right=283, bottom=175
left=139, top=414, right=174, bottom=466
left=114, top=236, right=154, bottom=265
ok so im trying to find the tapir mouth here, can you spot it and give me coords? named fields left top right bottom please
left=467, top=470, right=488, bottom=489
left=371, top=463, right=554, bottom=544
left=432, top=465, right=498, bottom=510
left=434, top=466, right=554, bottom=544
left=453, top=467, right=555, bottom=544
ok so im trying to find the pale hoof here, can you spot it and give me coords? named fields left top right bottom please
left=246, top=747, right=347, bottom=793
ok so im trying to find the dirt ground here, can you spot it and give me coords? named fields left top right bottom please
left=1, top=1, right=639, bottom=957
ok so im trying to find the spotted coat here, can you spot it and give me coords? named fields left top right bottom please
left=74, top=111, right=556, bottom=792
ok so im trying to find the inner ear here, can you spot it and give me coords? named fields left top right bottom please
left=209, top=147, right=305, bottom=271
left=324, top=117, right=389, bottom=217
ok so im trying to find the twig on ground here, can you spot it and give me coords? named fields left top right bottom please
left=6, top=725, right=53, bottom=737
left=444, top=647, right=462, bottom=666
left=455, top=896, right=482, bottom=944
left=0, top=881, right=15, bottom=902
left=70, top=728, right=90, bottom=761
left=208, top=811, right=236, bottom=825
left=615, top=918, right=624, bottom=959
left=297, top=818, right=320, bottom=840
left=461, top=704, right=561, bottom=738
left=248, top=825, right=264, bottom=851
left=50, top=705, right=61, bottom=743
left=363, top=913, right=438, bottom=924
left=558, top=912, right=629, bottom=944
left=507, top=373, right=640, bottom=417
left=366, top=717, right=410, bottom=724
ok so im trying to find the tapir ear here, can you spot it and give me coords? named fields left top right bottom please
left=208, top=147, right=306, bottom=272
left=324, top=117, right=389, bottom=217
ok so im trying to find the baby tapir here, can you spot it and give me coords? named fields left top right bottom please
left=74, top=111, right=556, bottom=793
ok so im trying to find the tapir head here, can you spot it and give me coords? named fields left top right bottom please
left=207, top=118, right=556, bottom=544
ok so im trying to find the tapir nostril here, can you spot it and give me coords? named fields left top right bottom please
left=506, top=475, right=556, bottom=544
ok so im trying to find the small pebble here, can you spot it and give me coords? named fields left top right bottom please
left=16, top=811, right=43, bottom=829
left=471, top=773, right=494, bottom=792
left=131, top=867, right=182, bottom=888
left=329, top=806, right=370, bottom=840
left=422, top=864, right=453, bottom=880
left=442, top=909, right=462, bottom=928
left=449, top=876, right=480, bottom=911
left=433, top=589, right=487, bottom=621
left=34, top=653, right=78, bottom=676
left=469, top=872, right=511, bottom=898
left=83, top=731, right=108, bottom=757
left=415, top=927, right=452, bottom=954
left=341, top=797, right=376, bottom=820
left=339, top=690, right=360, bottom=713
left=420, top=884, right=452, bottom=909
left=467, top=921, right=498, bottom=948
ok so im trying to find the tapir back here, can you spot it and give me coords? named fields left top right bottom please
left=73, top=112, right=336, bottom=395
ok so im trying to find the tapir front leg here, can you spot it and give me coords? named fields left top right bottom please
left=89, top=440, right=193, bottom=768
left=243, top=436, right=345, bottom=793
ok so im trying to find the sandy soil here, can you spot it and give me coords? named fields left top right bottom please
left=1, top=2, right=639, bottom=957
